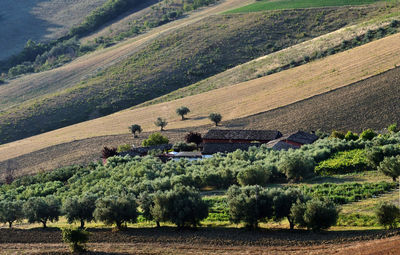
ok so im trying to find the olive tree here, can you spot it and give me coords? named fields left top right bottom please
left=376, top=202, right=400, bottom=229
left=227, top=185, right=273, bottom=229
left=291, top=199, right=339, bottom=231
left=154, top=117, right=168, bottom=131
left=150, top=185, right=208, bottom=228
left=0, top=200, right=24, bottom=228
left=93, top=196, right=138, bottom=230
left=129, top=124, right=142, bottom=138
left=378, top=156, right=400, bottom=182
left=237, top=165, right=271, bottom=186
left=63, top=194, right=97, bottom=229
left=208, top=113, right=222, bottom=126
left=176, top=106, right=190, bottom=120
left=23, top=196, right=61, bottom=228
left=278, top=153, right=315, bottom=182
left=269, top=188, right=308, bottom=230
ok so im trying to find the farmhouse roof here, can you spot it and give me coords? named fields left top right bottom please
left=202, top=142, right=262, bottom=155
left=203, top=129, right=282, bottom=141
left=266, top=140, right=299, bottom=151
left=281, top=131, right=319, bottom=145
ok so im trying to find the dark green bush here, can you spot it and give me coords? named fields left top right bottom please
left=330, top=130, right=345, bottom=139
left=237, top=165, right=271, bottom=186
left=278, top=153, right=315, bottom=182
left=172, top=142, right=197, bottom=152
left=345, top=131, right=359, bottom=141
left=376, top=202, right=400, bottom=229
left=151, top=185, right=208, bottom=228
left=360, top=129, right=377, bottom=140
left=62, top=227, right=90, bottom=252
left=142, top=133, right=169, bottom=147
left=94, top=196, right=138, bottom=230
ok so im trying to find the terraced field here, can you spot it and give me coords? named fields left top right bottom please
left=0, top=33, right=399, bottom=168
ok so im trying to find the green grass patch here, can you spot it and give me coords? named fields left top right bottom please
left=315, top=149, right=369, bottom=175
left=226, top=0, right=384, bottom=13
left=337, top=213, right=379, bottom=227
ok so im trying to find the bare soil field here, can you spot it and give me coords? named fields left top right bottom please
left=0, top=0, right=107, bottom=60
left=0, top=228, right=399, bottom=254
left=0, top=32, right=399, bottom=166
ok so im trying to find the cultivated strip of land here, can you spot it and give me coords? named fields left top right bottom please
left=0, top=33, right=400, bottom=162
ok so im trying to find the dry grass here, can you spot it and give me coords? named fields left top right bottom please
left=0, top=0, right=252, bottom=112
left=0, top=32, right=399, bottom=163
left=0, top=0, right=107, bottom=60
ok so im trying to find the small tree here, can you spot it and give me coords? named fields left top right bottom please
left=137, top=192, right=160, bottom=227
left=142, top=133, right=169, bottom=147
left=227, top=185, right=273, bottom=229
left=344, top=131, right=359, bottom=141
left=376, top=202, right=400, bottom=229
left=155, top=117, right=168, bottom=131
left=237, top=165, right=271, bottom=186
left=63, top=194, right=97, bottom=229
left=278, top=153, right=315, bottom=182
left=360, top=129, right=377, bottom=140
left=94, top=196, right=138, bottom=230
left=101, top=146, right=117, bottom=159
left=176, top=106, right=190, bottom=120
left=378, top=156, right=400, bottom=182
left=185, top=132, right=203, bottom=148
left=292, top=199, right=339, bottom=231
left=209, top=113, right=222, bottom=126
left=172, top=142, right=197, bottom=152
left=330, top=130, right=345, bottom=139
left=129, top=124, right=142, bottom=138
left=270, top=188, right=308, bottom=230
left=0, top=200, right=24, bottom=228
left=23, top=196, right=61, bottom=228
left=151, top=186, right=208, bottom=228
left=62, top=227, right=90, bottom=252
left=388, top=123, right=399, bottom=133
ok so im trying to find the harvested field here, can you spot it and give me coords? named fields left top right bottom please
left=0, top=228, right=399, bottom=254
left=0, top=32, right=399, bottom=165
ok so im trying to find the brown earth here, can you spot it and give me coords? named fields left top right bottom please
left=0, top=228, right=399, bottom=254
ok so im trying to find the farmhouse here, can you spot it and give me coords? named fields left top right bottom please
left=266, top=131, right=319, bottom=150
left=202, top=129, right=282, bottom=154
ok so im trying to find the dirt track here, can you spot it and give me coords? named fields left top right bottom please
left=0, top=228, right=399, bottom=254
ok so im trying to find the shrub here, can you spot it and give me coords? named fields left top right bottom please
left=154, top=117, right=168, bottom=131
left=360, top=129, right=377, bottom=140
left=237, top=165, right=271, bottom=186
left=227, top=185, right=272, bottom=229
left=278, top=153, right=315, bottom=182
left=0, top=200, right=24, bottom=228
left=94, top=196, right=138, bottom=230
left=23, top=196, right=61, bottom=228
left=151, top=185, right=208, bottom=228
left=176, top=106, right=190, bottom=120
left=378, top=156, right=400, bottom=181
left=345, top=131, right=359, bottom=141
left=185, top=132, right=203, bottom=148
left=388, top=123, right=399, bottom=133
left=172, top=142, right=197, bottom=152
left=101, top=146, right=117, bottom=159
left=142, top=133, right=169, bottom=147
left=209, top=113, right=222, bottom=126
left=63, top=194, right=97, bottom=228
left=292, top=199, right=339, bottom=231
left=366, top=144, right=400, bottom=168
left=117, top=144, right=132, bottom=153
left=129, top=124, right=142, bottom=138
left=376, top=202, right=400, bottom=229
left=62, top=227, right=90, bottom=252
left=330, top=130, right=345, bottom=139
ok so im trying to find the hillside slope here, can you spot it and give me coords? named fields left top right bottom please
left=0, top=0, right=107, bottom=60
left=2, top=61, right=400, bottom=179
left=0, top=5, right=383, bottom=144
left=0, top=32, right=399, bottom=166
